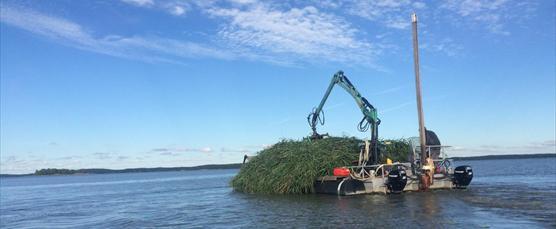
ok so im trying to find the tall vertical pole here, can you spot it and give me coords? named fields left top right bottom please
left=411, top=13, right=428, bottom=175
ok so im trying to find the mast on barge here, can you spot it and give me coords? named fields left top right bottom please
left=411, top=13, right=430, bottom=190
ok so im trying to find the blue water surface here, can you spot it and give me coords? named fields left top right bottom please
left=1, top=158, right=555, bottom=228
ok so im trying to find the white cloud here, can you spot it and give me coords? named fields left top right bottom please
left=342, top=0, right=538, bottom=37
left=0, top=4, right=386, bottom=67
left=0, top=6, right=233, bottom=63
left=199, top=147, right=213, bottom=153
left=207, top=2, right=379, bottom=65
left=345, top=0, right=413, bottom=29
left=440, top=0, right=536, bottom=35
left=159, top=151, right=180, bottom=156
left=340, top=0, right=537, bottom=36
left=2, top=0, right=539, bottom=67
left=412, top=2, right=426, bottom=9
left=228, top=0, right=257, bottom=5
left=151, top=147, right=213, bottom=154
left=379, top=101, right=413, bottom=114
left=121, top=0, right=154, bottom=7
left=122, top=0, right=190, bottom=17
left=93, top=152, right=115, bottom=159
left=0, top=6, right=93, bottom=45
left=385, top=18, right=410, bottom=29
left=443, top=0, right=509, bottom=17
left=170, top=5, right=186, bottom=15
left=220, top=147, right=251, bottom=153
left=421, top=38, right=464, bottom=57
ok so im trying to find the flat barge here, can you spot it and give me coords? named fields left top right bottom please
left=314, top=145, right=473, bottom=195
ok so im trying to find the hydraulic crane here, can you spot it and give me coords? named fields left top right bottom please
left=307, top=71, right=381, bottom=164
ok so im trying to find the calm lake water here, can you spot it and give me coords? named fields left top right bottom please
left=1, top=157, right=555, bottom=228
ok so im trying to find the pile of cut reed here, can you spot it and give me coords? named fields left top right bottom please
left=230, top=137, right=410, bottom=194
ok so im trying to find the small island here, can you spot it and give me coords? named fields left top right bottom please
left=1, top=163, right=243, bottom=177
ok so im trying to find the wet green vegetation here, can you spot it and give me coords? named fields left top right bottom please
left=230, top=136, right=412, bottom=194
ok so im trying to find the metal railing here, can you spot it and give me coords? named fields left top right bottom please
left=345, top=162, right=412, bottom=181
left=411, top=145, right=452, bottom=159
left=340, top=145, right=456, bottom=181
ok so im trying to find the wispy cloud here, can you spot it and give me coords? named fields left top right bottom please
left=121, top=0, right=154, bottom=7
left=0, top=6, right=232, bottom=63
left=121, top=0, right=190, bottom=16
left=150, top=147, right=213, bottom=154
left=440, top=0, right=537, bottom=35
left=151, top=148, right=170, bottom=152
left=159, top=151, right=180, bottom=156
left=206, top=2, right=380, bottom=66
left=188, top=147, right=213, bottom=153
left=93, top=152, right=115, bottom=160
left=0, top=3, right=384, bottom=67
left=380, top=101, right=414, bottom=114
left=55, top=156, right=82, bottom=160
left=1, top=0, right=541, bottom=67
left=117, top=156, right=130, bottom=160
left=220, top=147, right=251, bottom=153
left=169, top=5, right=187, bottom=16
left=421, top=38, right=464, bottom=57
left=344, top=0, right=416, bottom=30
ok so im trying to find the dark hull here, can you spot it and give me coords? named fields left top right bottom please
left=314, top=176, right=366, bottom=195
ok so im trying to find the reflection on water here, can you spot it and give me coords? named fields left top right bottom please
left=1, top=158, right=555, bottom=228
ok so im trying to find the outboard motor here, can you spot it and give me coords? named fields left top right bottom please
left=453, top=165, right=473, bottom=188
left=387, top=169, right=407, bottom=193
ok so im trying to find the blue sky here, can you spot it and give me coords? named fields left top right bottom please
left=1, top=0, right=554, bottom=174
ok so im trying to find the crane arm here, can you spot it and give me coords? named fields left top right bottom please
left=307, top=71, right=381, bottom=163
left=308, top=71, right=380, bottom=136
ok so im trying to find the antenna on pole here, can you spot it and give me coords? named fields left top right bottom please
left=411, top=13, right=429, bottom=190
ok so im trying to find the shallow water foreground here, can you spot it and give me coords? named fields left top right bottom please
left=1, top=157, right=555, bottom=228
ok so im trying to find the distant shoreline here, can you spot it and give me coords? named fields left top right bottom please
left=1, top=153, right=554, bottom=177
left=451, top=153, right=555, bottom=161
left=0, top=163, right=243, bottom=177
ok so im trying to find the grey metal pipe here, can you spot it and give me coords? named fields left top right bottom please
left=411, top=13, right=429, bottom=189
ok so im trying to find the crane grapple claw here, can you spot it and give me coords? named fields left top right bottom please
left=310, top=132, right=329, bottom=140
